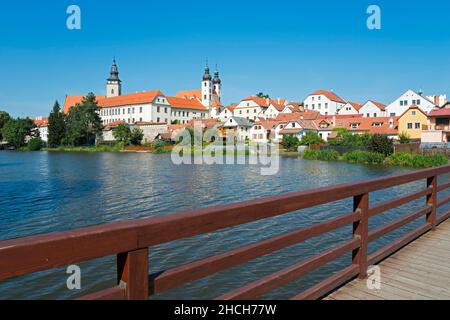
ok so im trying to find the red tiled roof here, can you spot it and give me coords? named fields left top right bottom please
left=166, top=96, right=208, bottom=111
left=33, top=117, right=49, bottom=127
left=428, top=108, right=450, bottom=117
left=242, top=96, right=286, bottom=108
left=176, top=89, right=202, bottom=100
left=134, top=121, right=167, bottom=126
left=347, top=101, right=363, bottom=111
left=310, top=90, right=346, bottom=104
left=366, top=100, right=387, bottom=111
left=63, top=91, right=164, bottom=113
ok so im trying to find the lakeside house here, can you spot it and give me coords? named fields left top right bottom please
left=33, top=117, right=49, bottom=142
left=422, top=102, right=450, bottom=143
left=51, top=60, right=450, bottom=146
left=397, top=105, right=427, bottom=140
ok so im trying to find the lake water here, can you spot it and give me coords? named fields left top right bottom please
left=1, top=151, right=449, bottom=300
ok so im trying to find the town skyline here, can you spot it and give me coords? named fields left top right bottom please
left=1, top=0, right=450, bottom=117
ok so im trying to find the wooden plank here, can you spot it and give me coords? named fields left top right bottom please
left=76, top=286, right=125, bottom=300
left=216, top=239, right=359, bottom=300
left=369, top=188, right=431, bottom=217
left=117, top=248, right=149, bottom=300
left=2, top=165, right=450, bottom=282
left=352, top=193, right=369, bottom=278
left=291, top=265, right=359, bottom=300
left=368, top=206, right=431, bottom=242
left=149, top=211, right=360, bottom=295
left=427, top=176, right=437, bottom=229
left=368, top=223, right=432, bottom=265
left=437, top=181, right=450, bottom=192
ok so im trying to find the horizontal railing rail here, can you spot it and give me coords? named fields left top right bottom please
left=1, top=165, right=450, bottom=300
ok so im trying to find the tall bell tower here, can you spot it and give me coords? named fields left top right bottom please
left=201, top=61, right=212, bottom=108
left=106, top=59, right=121, bottom=98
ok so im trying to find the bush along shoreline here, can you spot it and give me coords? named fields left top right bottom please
left=301, top=150, right=448, bottom=168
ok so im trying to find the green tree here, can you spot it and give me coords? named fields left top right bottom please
left=130, top=127, right=144, bottom=145
left=368, top=134, right=394, bottom=156
left=27, top=137, right=43, bottom=151
left=281, top=134, right=300, bottom=151
left=256, top=92, right=270, bottom=99
left=0, top=111, right=11, bottom=141
left=2, top=117, right=36, bottom=148
left=113, top=123, right=131, bottom=144
left=399, top=132, right=411, bottom=144
left=47, top=101, right=66, bottom=147
left=65, top=93, right=103, bottom=146
left=300, top=131, right=324, bottom=146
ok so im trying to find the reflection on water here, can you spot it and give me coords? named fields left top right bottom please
left=0, top=151, right=449, bottom=299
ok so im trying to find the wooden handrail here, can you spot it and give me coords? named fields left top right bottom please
left=2, top=164, right=450, bottom=300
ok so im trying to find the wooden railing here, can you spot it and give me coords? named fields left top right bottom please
left=2, top=165, right=450, bottom=300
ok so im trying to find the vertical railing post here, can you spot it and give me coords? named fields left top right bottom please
left=427, top=176, right=437, bottom=230
left=352, top=193, right=369, bottom=279
left=117, top=248, right=149, bottom=300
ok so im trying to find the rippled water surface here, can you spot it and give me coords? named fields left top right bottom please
left=1, top=151, right=448, bottom=299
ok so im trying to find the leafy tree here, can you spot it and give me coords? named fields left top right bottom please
left=368, top=134, right=394, bottom=156
left=130, top=128, right=144, bottom=145
left=256, top=92, right=270, bottom=99
left=65, top=93, right=103, bottom=146
left=27, top=137, right=43, bottom=151
left=113, top=123, right=131, bottom=144
left=0, top=111, right=11, bottom=141
left=281, top=134, right=300, bottom=151
left=2, top=117, right=36, bottom=148
left=300, top=131, right=323, bottom=146
left=399, top=132, right=411, bottom=144
left=47, top=101, right=66, bottom=147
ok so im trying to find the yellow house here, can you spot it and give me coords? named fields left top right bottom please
left=398, top=105, right=427, bottom=139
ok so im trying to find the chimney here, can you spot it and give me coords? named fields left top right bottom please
left=434, top=95, right=440, bottom=106
left=389, top=117, right=394, bottom=128
left=266, top=98, right=270, bottom=105
left=278, top=98, right=281, bottom=104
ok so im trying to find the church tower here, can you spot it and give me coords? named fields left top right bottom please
left=201, top=62, right=212, bottom=108
left=106, top=59, right=121, bottom=98
left=213, top=66, right=222, bottom=102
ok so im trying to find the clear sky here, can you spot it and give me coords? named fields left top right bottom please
left=0, top=0, right=449, bottom=117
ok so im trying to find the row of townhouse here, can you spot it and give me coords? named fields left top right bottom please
left=302, top=89, right=447, bottom=118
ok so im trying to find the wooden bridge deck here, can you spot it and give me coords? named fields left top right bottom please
left=326, top=219, right=450, bottom=300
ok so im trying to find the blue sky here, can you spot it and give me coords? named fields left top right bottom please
left=0, top=0, right=449, bottom=117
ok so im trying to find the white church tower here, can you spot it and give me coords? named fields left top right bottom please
left=106, top=59, right=122, bottom=98
left=201, top=63, right=213, bottom=108
left=213, top=66, right=221, bottom=103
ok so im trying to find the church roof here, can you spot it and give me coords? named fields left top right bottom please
left=63, top=90, right=165, bottom=113
left=166, top=96, right=208, bottom=111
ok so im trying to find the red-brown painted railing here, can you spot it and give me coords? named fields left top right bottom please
left=2, top=165, right=450, bottom=300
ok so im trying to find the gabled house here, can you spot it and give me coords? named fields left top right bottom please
left=337, top=102, right=362, bottom=116
left=220, top=117, right=253, bottom=141
left=397, top=105, right=427, bottom=140
left=303, top=89, right=347, bottom=116
left=386, top=89, right=438, bottom=116
left=422, top=103, right=450, bottom=143
left=359, top=100, right=386, bottom=118
left=217, top=104, right=238, bottom=122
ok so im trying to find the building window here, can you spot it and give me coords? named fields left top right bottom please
left=140, top=107, right=143, bottom=113
left=415, top=123, right=420, bottom=129
left=165, top=108, right=168, bottom=113
left=157, top=117, right=160, bottom=122
left=390, top=113, right=395, bottom=117
left=412, top=111, right=416, bottom=115
left=407, top=123, right=413, bottom=129
left=139, top=117, right=142, bottom=122
left=157, top=106, right=160, bottom=112
left=417, top=99, right=421, bottom=105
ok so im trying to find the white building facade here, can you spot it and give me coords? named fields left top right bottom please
left=303, top=90, right=346, bottom=116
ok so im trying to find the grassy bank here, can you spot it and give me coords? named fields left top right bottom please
left=301, top=149, right=448, bottom=168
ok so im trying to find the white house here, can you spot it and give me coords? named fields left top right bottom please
left=250, top=118, right=279, bottom=143
left=386, top=89, right=438, bottom=116
left=262, top=99, right=286, bottom=119
left=33, top=117, right=49, bottom=142
left=303, top=89, right=347, bottom=116
left=359, top=100, right=387, bottom=118
left=64, top=60, right=211, bottom=129
left=234, top=96, right=271, bottom=121
left=278, top=119, right=319, bottom=141
left=337, top=102, right=362, bottom=116
left=221, top=117, right=253, bottom=141
left=217, top=104, right=237, bottom=122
